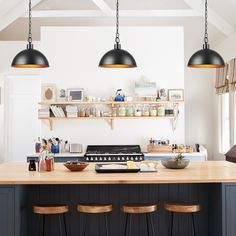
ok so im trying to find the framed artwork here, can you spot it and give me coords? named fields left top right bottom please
left=41, top=84, right=56, bottom=103
left=168, top=89, right=184, bottom=101
left=134, top=81, right=157, bottom=97
left=67, top=88, right=84, bottom=102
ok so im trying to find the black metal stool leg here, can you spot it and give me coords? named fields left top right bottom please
left=42, top=215, right=45, bottom=236
left=59, top=215, right=62, bottom=236
left=104, top=213, right=109, bottom=236
left=63, top=213, right=68, bottom=236
left=82, top=214, right=87, bottom=236
left=191, top=213, right=197, bottom=236
left=147, top=213, right=155, bottom=236
left=146, top=214, right=150, bottom=236
left=37, top=215, right=41, bottom=236
left=169, top=212, right=174, bottom=236
left=128, top=214, right=132, bottom=236
left=124, top=214, right=129, bottom=236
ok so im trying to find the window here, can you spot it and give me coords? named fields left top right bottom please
left=219, top=93, right=230, bottom=153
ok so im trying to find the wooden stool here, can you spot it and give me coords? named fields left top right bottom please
left=164, top=202, right=201, bottom=236
left=121, top=204, right=157, bottom=236
left=33, top=204, right=69, bottom=236
left=77, top=203, right=113, bottom=236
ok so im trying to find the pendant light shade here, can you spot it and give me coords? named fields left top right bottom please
left=188, top=44, right=225, bottom=68
left=99, top=0, right=137, bottom=68
left=99, top=44, right=137, bottom=68
left=12, top=44, right=49, bottom=68
left=187, top=0, right=224, bottom=68
left=11, top=0, right=49, bottom=68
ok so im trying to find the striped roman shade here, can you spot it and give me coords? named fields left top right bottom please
left=228, top=58, right=236, bottom=91
left=215, top=63, right=229, bottom=94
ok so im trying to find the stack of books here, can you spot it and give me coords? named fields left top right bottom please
left=50, top=106, right=66, bottom=118
left=66, top=105, right=78, bottom=118
left=38, top=107, right=50, bottom=118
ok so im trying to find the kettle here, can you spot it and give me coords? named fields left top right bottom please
left=114, top=89, right=125, bottom=101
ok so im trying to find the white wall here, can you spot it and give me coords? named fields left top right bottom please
left=40, top=27, right=185, bottom=151
left=0, top=27, right=216, bottom=161
left=0, top=41, right=41, bottom=162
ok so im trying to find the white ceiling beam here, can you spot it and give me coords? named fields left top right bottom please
left=31, top=10, right=104, bottom=18
left=0, top=0, right=43, bottom=31
left=120, top=10, right=200, bottom=17
left=26, top=9, right=201, bottom=18
left=91, top=0, right=113, bottom=16
left=184, top=0, right=234, bottom=36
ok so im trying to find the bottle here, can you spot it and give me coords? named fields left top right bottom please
left=35, top=137, right=41, bottom=153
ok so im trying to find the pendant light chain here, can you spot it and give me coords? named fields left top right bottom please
left=115, top=0, right=120, bottom=44
left=204, top=0, right=208, bottom=45
left=28, top=0, right=32, bottom=44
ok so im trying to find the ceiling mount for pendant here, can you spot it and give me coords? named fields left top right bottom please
left=11, top=0, right=49, bottom=68
left=99, top=0, right=137, bottom=68
left=187, top=0, right=224, bottom=68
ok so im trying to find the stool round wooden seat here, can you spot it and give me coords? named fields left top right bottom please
left=77, top=203, right=113, bottom=236
left=33, top=204, right=68, bottom=236
left=77, top=203, right=112, bottom=214
left=164, top=202, right=201, bottom=213
left=33, top=204, right=69, bottom=215
left=121, top=203, right=157, bottom=214
left=121, top=204, right=158, bottom=236
left=164, top=202, right=201, bottom=236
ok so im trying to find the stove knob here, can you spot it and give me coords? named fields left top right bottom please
left=104, top=157, right=107, bottom=161
left=126, top=157, right=129, bottom=161
left=139, top=157, right=143, bottom=161
left=122, top=157, right=125, bottom=161
left=86, top=157, right=89, bottom=161
left=135, top=157, right=138, bottom=161
left=90, top=157, right=94, bottom=161
left=117, top=157, right=120, bottom=161
left=95, top=157, right=98, bottom=161
left=99, top=157, right=103, bottom=161
left=130, top=157, right=134, bottom=161
left=108, top=157, right=111, bottom=161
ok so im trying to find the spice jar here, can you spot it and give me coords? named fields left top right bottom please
left=118, top=105, right=126, bottom=116
left=126, top=105, right=134, bottom=117
left=157, top=104, right=165, bottom=116
left=142, top=106, right=149, bottom=116
left=150, top=105, right=157, bottom=116
left=112, top=107, right=117, bottom=117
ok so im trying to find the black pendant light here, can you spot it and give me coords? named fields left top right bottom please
left=99, top=0, right=137, bottom=68
left=188, top=0, right=224, bottom=68
left=11, top=0, right=49, bottom=68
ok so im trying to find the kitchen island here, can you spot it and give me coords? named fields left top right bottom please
left=0, top=161, right=236, bottom=236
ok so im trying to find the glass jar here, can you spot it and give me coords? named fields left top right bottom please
left=118, top=105, right=126, bottom=117
left=79, top=106, right=86, bottom=117
left=157, top=104, right=165, bottom=116
left=112, top=107, right=117, bottom=117
left=126, top=105, right=134, bottom=117
left=142, top=105, right=150, bottom=117
left=135, top=105, right=142, bottom=117
left=150, top=105, right=157, bottom=116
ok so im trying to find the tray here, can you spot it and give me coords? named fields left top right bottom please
left=95, top=164, right=140, bottom=173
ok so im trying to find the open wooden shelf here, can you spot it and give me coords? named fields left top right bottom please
left=39, top=100, right=183, bottom=130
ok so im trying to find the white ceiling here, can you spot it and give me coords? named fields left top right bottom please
left=0, top=0, right=234, bottom=46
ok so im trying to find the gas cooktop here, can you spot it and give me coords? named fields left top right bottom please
left=84, top=145, right=144, bottom=162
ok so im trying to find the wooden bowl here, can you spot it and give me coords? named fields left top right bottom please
left=64, top=162, right=89, bottom=171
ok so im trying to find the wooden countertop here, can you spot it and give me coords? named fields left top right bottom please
left=0, top=161, right=236, bottom=184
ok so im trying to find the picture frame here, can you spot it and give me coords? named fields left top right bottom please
left=41, top=84, right=56, bottom=103
left=168, top=89, right=184, bottom=101
left=67, top=88, right=84, bottom=102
